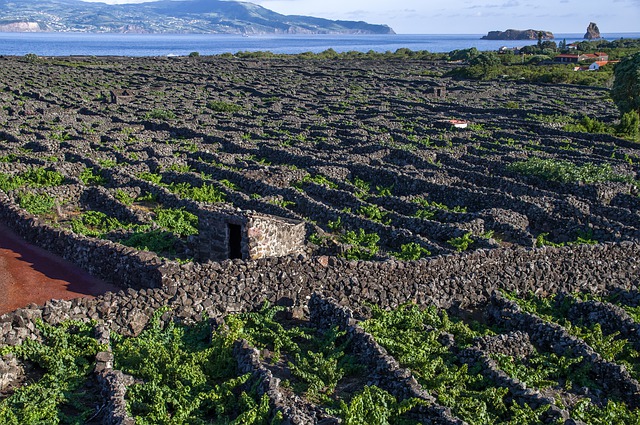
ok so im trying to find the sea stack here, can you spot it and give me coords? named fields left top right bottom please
left=584, top=22, right=601, bottom=39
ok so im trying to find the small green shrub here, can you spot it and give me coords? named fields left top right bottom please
left=154, top=208, right=198, bottom=237
left=145, top=108, right=176, bottom=120
left=167, top=164, right=193, bottom=173
left=137, top=171, right=163, bottom=185
left=115, top=189, right=134, bottom=206
left=219, top=179, right=238, bottom=190
left=352, top=177, right=370, bottom=194
left=24, top=53, right=39, bottom=62
left=447, top=232, right=474, bottom=252
left=391, top=242, right=431, bottom=260
left=376, top=185, right=393, bottom=197
left=415, top=208, right=436, bottom=220
left=328, top=216, right=343, bottom=233
left=357, top=205, right=390, bottom=224
left=207, top=101, right=242, bottom=113
left=0, top=153, right=18, bottom=163
left=617, top=110, right=640, bottom=140
left=17, top=192, right=56, bottom=215
left=120, top=230, right=177, bottom=254
left=300, top=174, right=337, bottom=189
left=564, top=115, right=611, bottom=134
left=268, top=198, right=296, bottom=209
left=340, top=229, right=380, bottom=260
left=79, top=167, right=107, bottom=186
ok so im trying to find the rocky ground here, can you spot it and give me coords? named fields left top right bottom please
left=0, top=55, right=639, bottom=423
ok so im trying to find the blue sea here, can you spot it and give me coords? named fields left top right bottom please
left=0, top=32, right=639, bottom=57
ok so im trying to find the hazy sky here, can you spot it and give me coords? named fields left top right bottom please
left=80, top=0, right=640, bottom=34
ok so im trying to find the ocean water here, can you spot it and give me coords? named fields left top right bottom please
left=0, top=32, right=638, bottom=57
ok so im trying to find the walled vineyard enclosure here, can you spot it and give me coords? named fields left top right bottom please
left=0, top=55, right=639, bottom=423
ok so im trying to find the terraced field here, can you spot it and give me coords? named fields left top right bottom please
left=0, top=54, right=639, bottom=423
left=3, top=293, right=640, bottom=424
left=0, top=55, right=638, bottom=260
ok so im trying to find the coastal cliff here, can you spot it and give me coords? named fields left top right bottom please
left=0, top=21, right=43, bottom=32
left=482, top=29, right=554, bottom=40
left=0, top=0, right=395, bottom=35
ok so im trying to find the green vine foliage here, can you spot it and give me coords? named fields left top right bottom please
left=0, top=167, right=64, bottom=192
left=20, top=168, right=65, bottom=187
left=286, top=326, right=363, bottom=405
left=504, top=291, right=640, bottom=391
left=447, top=232, right=474, bottom=252
left=114, top=189, right=134, bottom=206
left=507, top=157, right=638, bottom=187
left=339, top=385, right=424, bottom=425
left=111, top=308, right=272, bottom=424
left=17, top=192, right=56, bottom=215
left=0, top=320, right=103, bottom=424
left=357, top=205, right=390, bottom=225
left=339, top=229, right=380, bottom=260
left=360, top=304, right=546, bottom=425
left=166, top=182, right=226, bottom=203
left=120, top=230, right=178, bottom=254
left=391, top=242, right=431, bottom=260
left=79, top=167, right=107, bottom=186
left=70, top=210, right=137, bottom=237
left=154, top=208, right=198, bottom=237
left=228, top=302, right=311, bottom=362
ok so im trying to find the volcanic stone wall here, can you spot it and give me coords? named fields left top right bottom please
left=1, top=185, right=638, bottom=322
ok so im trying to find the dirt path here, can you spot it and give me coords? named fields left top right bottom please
left=0, top=224, right=119, bottom=315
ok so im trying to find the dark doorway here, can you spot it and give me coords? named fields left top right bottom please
left=228, top=224, right=243, bottom=259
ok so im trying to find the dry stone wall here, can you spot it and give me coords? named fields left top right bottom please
left=1, top=182, right=638, bottom=329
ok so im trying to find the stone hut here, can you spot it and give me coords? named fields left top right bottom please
left=431, top=86, right=447, bottom=98
left=110, top=89, right=135, bottom=104
left=196, top=207, right=306, bottom=261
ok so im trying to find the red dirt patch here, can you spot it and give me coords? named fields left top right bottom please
left=0, top=224, right=119, bottom=315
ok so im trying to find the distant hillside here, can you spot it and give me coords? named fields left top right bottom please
left=0, top=0, right=395, bottom=35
